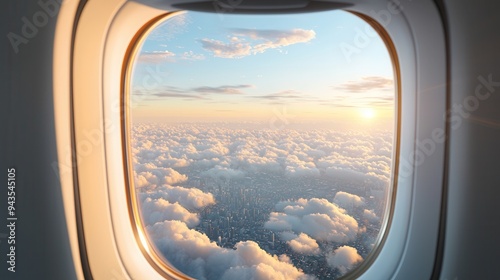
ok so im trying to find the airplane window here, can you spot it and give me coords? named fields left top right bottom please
left=126, top=10, right=396, bottom=280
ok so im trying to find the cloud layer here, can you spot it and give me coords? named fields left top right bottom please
left=333, top=191, right=365, bottom=209
left=279, top=232, right=320, bottom=255
left=335, top=76, right=393, bottom=93
left=148, top=220, right=314, bottom=280
left=265, top=198, right=359, bottom=243
left=132, top=123, right=392, bottom=278
left=326, top=246, right=363, bottom=275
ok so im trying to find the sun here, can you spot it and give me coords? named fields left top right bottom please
left=360, top=108, right=376, bottom=119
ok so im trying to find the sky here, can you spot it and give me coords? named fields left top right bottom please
left=130, top=10, right=395, bottom=128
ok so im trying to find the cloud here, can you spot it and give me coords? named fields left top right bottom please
left=180, top=51, right=206, bottom=61
left=141, top=197, right=200, bottom=227
left=138, top=51, right=176, bottom=63
left=285, top=155, right=320, bottom=177
left=199, top=28, right=315, bottom=58
left=250, top=90, right=303, bottom=100
left=279, top=232, right=320, bottom=255
left=193, top=85, right=253, bottom=95
left=199, top=38, right=253, bottom=59
left=136, top=49, right=205, bottom=64
left=326, top=246, right=363, bottom=275
left=135, top=171, right=159, bottom=188
left=362, top=209, right=380, bottom=224
left=143, top=185, right=216, bottom=211
left=148, top=220, right=314, bottom=280
left=335, top=76, right=393, bottom=93
left=265, top=198, right=359, bottom=243
left=152, top=92, right=206, bottom=100
left=147, top=13, right=189, bottom=42
left=318, top=76, right=395, bottom=108
left=231, top=29, right=316, bottom=54
left=134, top=84, right=253, bottom=101
left=132, top=123, right=392, bottom=187
left=201, top=165, right=245, bottom=180
left=333, top=191, right=365, bottom=209
left=130, top=123, right=393, bottom=278
left=134, top=165, right=188, bottom=188
left=163, top=168, right=189, bottom=185
left=159, top=155, right=191, bottom=168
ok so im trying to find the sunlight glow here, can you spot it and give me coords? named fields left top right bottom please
left=360, top=108, right=376, bottom=119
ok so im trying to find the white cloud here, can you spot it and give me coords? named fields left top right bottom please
left=163, top=168, right=188, bottom=185
left=148, top=220, right=314, bottom=280
left=333, top=191, right=365, bottom=209
left=326, top=246, right=363, bottom=275
left=180, top=51, right=205, bottom=61
left=363, top=209, right=380, bottom=224
left=134, top=167, right=188, bottom=190
left=232, top=29, right=316, bottom=54
left=335, top=76, right=393, bottom=93
left=135, top=171, right=159, bottom=188
left=193, top=84, right=253, bottom=95
left=132, top=124, right=392, bottom=188
left=201, top=165, right=245, bottom=180
left=199, top=29, right=315, bottom=58
left=285, top=155, right=320, bottom=178
left=279, top=232, right=320, bottom=255
left=199, top=38, right=252, bottom=59
left=159, top=156, right=191, bottom=168
left=147, top=13, right=189, bottom=42
left=265, top=198, right=359, bottom=243
left=141, top=197, right=200, bottom=227
left=138, top=51, right=176, bottom=63
left=144, top=185, right=216, bottom=211
left=131, top=123, right=393, bottom=278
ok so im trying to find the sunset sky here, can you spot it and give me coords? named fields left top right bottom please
left=130, top=10, right=395, bottom=128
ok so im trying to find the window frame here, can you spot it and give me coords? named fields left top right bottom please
left=124, top=9, right=401, bottom=280
left=55, top=0, right=447, bottom=279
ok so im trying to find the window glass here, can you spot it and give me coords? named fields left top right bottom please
left=128, top=10, right=395, bottom=279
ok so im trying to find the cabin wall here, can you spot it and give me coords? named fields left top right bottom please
left=2, top=0, right=500, bottom=279
left=0, top=1, right=77, bottom=279
left=440, top=0, right=500, bottom=278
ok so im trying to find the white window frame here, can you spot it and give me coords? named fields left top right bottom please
left=53, top=0, right=446, bottom=279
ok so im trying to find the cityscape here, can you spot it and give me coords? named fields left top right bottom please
left=132, top=123, right=392, bottom=279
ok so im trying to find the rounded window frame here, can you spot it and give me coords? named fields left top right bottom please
left=60, top=0, right=446, bottom=279
left=122, top=9, right=401, bottom=280
left=123, top=11, right=197, bottom=280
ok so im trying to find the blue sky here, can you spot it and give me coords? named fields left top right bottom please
left=130, top=10, right=394, bottom=128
